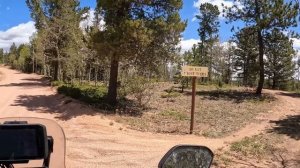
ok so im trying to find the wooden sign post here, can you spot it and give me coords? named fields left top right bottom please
left=181, top=66, right=208, bottom=134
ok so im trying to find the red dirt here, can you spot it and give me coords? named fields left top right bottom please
left=0, top=66, right=299, bottom=168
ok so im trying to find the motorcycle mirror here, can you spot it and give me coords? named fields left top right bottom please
left=158, top=145, right=214, bottom=168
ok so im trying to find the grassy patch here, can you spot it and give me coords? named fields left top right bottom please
left=230, top=134, right=283, bottom=158
left=214, top=134, right=286, bottom=167
left=114, top=83, right=277, bottom=137
left=195, top=98, right=274, bottom=138
left=159, top=110, right=188, bottom=121
left=51, top=80, right=64, bottom=87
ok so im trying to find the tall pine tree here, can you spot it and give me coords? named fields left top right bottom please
left=196, top=3, right=220, bottom=81
left=233, top=27, right=259, bottom=87
left=265, top=29, right=296, bottom=89
left=26, top=0, right=88, bottom=81
left=95, top=0, right=186, bottom=105
left=224, top=0, right=299, bottom=95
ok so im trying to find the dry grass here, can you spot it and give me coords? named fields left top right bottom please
left=113, top=83, right=277, bottom=137
left=230, top=134, right=283, bottom=158
left=213, top=133, right=291, bottom=168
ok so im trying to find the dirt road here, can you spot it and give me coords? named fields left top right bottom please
left=0, top=66, right=299, bottom=168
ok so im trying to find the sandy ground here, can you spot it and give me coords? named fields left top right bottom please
left=0, top=66, right=299, bottom=168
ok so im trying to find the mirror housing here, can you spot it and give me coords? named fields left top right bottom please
left=158, top=145, right=214, bottom=168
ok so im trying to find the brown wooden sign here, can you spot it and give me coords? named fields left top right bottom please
left=181, top=66, right=208, bottom=77
left=181, top=65, right=208, bottom=134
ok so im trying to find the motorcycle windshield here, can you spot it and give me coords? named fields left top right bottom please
left=0, top=117, right=66, bottom=168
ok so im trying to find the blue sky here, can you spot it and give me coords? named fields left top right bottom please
left=0, top=0, right=299, bottom=53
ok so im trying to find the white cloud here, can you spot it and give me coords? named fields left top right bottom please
left=291, top=38, right=300, bottom=57
left=292, top=38, right=300, bottom=49
left=80, top=9, right=95, bottom=29
left=179, top=38, right=200, bottom=52
left=0, top=9, right=107, bottom=52
left=0, top=21, right=36, bottom=52
left=193, top=0, right=242, bottom=20
left=80, top=9, right=105, bottom=31
left=220, top=41, right=237, bottom=49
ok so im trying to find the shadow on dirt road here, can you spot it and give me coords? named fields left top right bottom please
left=276, top=92, right=300, bottom=98
left=11, top=93, right=108, bottom=120
left=0, top=77, right=49, bottom=88
left=269, top=115, right=300, bottom=140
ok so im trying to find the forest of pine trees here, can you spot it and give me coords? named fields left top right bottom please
left=1, top=0, right=300, bottom=106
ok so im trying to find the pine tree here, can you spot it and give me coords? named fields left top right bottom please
left=233, top=27, right=259, bottom=87
left=196, top=3, right=220, bottom=81
left=220, top=41, right=235, bottom=84
left=27, top=0, right=88, bottom=81
left=8, top=43, right=18, bottom=68
left=265, top=29, right=296, bottom=89
left=95, top=0, right=186, bottom=105
left=17, top=44, right=31, bottom=72
left=224, top=0, right=299, bottom=95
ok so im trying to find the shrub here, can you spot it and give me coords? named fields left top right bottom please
left=118, top=76, right=154, bottom=107
left=57, top=84, right=107, bottom=104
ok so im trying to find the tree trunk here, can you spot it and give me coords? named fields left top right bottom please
left=272, top=79, right=276, bottom=90
left=53, top=61, right=59, bottom=81
left=255, top=0, right=264, bottom=95
left=256, top=29, right=264, bottom=95
left=107, top=54, right=119, bottom=106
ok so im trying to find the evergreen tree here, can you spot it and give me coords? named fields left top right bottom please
left=95, top=0, right=186, bottom=105
left=8, top=43, right=18, bottom=68
left=224, top=0, right=299, bottom=95
left=196, top=3, right=220, bottom=80
left=17, top=44, right=31, bottom=73
left=26, top=0, right=88, bottom=81
left=219, top=41, right=235, bottom=84
left=265, top=29, right=296, bottom=89
left=233, top=27, right=259, bottom=87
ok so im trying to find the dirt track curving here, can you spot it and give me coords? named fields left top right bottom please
left=0, top=66, right=299, bottom=168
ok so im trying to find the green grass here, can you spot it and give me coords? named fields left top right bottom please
left=51, top=80, right=64, bottom=87
left=230, top=134, right=282, bottom=158
left=159, top=110, right=188, bottom=121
